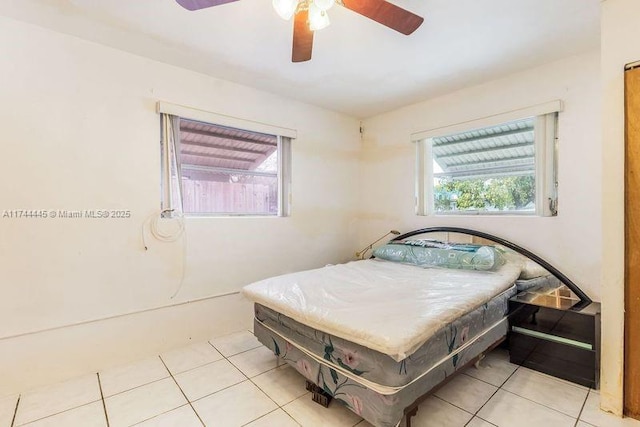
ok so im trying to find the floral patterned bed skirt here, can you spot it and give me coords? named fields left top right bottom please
left=253, top=317, right=508, bottom=427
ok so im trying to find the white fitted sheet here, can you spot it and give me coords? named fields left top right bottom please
left=242, top=259, right=522, bottom=361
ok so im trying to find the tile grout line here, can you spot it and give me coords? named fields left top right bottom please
left=203, top=340, right=258, bottom=402
left=513, top=365, right=590, bottom=392
left=461, top=359, right=520, bottom=389
left=573, top=389, right=591, bottom=427
left=189, top=379, right=252, bottom=406
left=247, top=371, right=286, bottom=408
left=279, top=405, right=299, bottom=425
left=470, top=364, right=520, bottom=420
left=430, top=394, right=477, bottom=427
left=497, top=386, right=584, bottom=420
left=214, top=338, right=296, bottom=425
left=253, top=382, right=309, bottom=412
left=160, top=339, right=262, bottom=379
left=166, top=358, right=225, bottom=378
left=212, top=340, right=282, bottom=380
left=8, top=398, right=103, bottom=426
left=128, top=404, right=194, bottom=427
left=214, top=333, right=281, bottom=381
left=497, top=363, right=520, bottom=388
left=495, top=365, right=590, bottom=420
left=461, top=371, right=503, bottom=388
left=230, top=332, right=304, bottom=426
left=99, top=375, right=170, bottom=400
left=239, top=408, right=280, bottom=427
left=96, top=373, right=111, bottom=427
left=226, top=356, right=281, bottom=382
left=431, top=394, right=475, bottom=419
left=503, top=366, right=592, bottom=420
left=463, top=412, right=498, bottom=427
left=192, top=334, right=300, bottom=425
left=207, top=340, right=261, bottom=358
left=10, top=395, right=20, bottom=427
left=463, top=415, right=495, bottom=427
left=158, top=355, right=207, bottom=427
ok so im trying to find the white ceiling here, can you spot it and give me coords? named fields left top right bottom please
left=0, top=0, right=600, bottom=118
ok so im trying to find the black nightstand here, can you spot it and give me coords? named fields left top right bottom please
left=508, top=285, right=601, bottom=389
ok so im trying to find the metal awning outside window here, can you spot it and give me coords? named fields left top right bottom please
left=431, top=117, right=535, bottom=180
left=179, top=118, right=278, bottom=181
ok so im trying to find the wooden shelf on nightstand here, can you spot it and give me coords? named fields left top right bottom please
left=508, top=285, right=601, bottom=389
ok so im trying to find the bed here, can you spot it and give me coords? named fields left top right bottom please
left=241, top=227, right=589, bottom=427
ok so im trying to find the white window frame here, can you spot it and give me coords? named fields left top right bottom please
left=158, top=102, right=294, bottom=217
left=413, top=101, right=562, bottom=217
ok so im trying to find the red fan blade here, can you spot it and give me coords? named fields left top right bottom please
left=176, top=0, right=240, bottom=11
left=341, top=0, right=423, bottom=35
left=292, top=10, right=314, bottom=62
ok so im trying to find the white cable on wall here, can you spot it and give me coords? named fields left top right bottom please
left=142, top=209, right=187, bottom=299
left=143, top=209, right=185, bottom=248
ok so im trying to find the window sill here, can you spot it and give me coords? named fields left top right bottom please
left=417, top=210, right=555, bottom=217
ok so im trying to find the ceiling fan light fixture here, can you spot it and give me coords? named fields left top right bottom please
left=313, top=0, right=335, bottom=12
left=308, top=3, right=330, bottom=31
left=176, top=0, right=425, bottom=64
left=272, top=0, right=298, bottom=20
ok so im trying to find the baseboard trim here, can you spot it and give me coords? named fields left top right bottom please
left=0, top=290, right=241, bottom=342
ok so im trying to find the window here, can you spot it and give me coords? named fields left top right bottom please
left=415, top=107, right=559, bottom=216
left=160, top=109, right=292, bottom=217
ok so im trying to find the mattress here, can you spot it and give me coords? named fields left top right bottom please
left=243, top=258, right=522, bottom=361
left=254, top=283, right=515, bottom=388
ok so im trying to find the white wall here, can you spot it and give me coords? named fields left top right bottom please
left=599, top=0, right=640, bottom=415
left=0, top=16, right=361, bottom=395
left=0, top=8, right=620, bottom=409
left=359, top=51, right=602, bottom=301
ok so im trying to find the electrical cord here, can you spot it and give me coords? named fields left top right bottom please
left=142, top=209, right=185, bottom=249
left=142, top=209, right=186, bottom=299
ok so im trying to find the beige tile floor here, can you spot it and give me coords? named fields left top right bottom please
left=2, top=330, right=639, bottom=427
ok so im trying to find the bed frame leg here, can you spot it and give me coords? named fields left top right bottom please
left=305, top=381, right=333, bottom=408
left=405, top=406, right=418, bottom=427
left=474, top=353, right=486, bottom=369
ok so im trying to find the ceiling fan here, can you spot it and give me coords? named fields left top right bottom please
left=175, top=0, right=424, bottom=62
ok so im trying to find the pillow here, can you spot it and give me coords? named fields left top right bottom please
left=515, top=274, right=561, bottom=292
left=400, top=238, right=482, bottom=252
left=519, top=258, right=549, bottom=279
left=372, top=241, right=504, bottom=271
left=501, top=250, right=549, bottom=279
